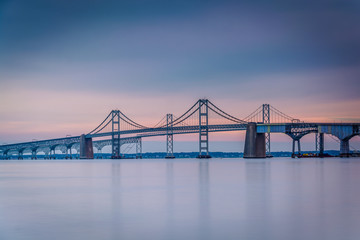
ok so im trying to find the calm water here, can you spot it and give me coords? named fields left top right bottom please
left=1, top=158, right=360, bottom=240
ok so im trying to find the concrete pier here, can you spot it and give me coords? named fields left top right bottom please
left=340, top=139, right=350, bottom=157
left=319, top=133, right=324, bottom=156
left=244, top=122, right=266, bottom=158
left=80, top=134, right=94, bottom=159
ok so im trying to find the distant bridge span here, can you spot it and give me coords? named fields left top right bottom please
left=0, top=99, right=359, bottom=159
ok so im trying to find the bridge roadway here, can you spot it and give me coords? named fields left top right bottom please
left=89, top=123, right=247, bottom=138
left=0, top=122, right=359, bottom=158
left=0, top=124, right=247, bottom=157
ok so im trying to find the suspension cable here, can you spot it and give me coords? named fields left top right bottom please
left=208, top=100, right=247, bottom=123
left=88, top=111, right=112, bottom=134
left=243, top=105, right=262, bottom=122
left=119, top=112, right=147, bottom=128
left=207, top=104, right=245, bottom=124
left=91, top=113, right=117, bottom=135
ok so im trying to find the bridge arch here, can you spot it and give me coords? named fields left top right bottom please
left=4, top=149, right=19, bottom=159
left=35, top=147, right=50, bottom=159
left=342, top=133, right=360, bottom=141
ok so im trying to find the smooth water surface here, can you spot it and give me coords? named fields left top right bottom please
left=1, top=158, right=360, bottom=240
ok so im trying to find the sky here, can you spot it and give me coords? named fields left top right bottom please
left=0, top=0, right=360, bottom=152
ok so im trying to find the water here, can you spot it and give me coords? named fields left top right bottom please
left=0, top=158, right=360, bottom=240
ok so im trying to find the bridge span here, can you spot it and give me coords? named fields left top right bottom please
left=0, top=99, right=359, bottom=159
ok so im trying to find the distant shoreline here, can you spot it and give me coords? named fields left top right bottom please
left=3, top=150, right=355, bottom=159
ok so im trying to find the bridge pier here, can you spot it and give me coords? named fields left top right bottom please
left=244, top=122, right=266, bottom=158
left=80, top=134, right=94, bottom=159
left=96, top=148, right=103, bottom=159
left=65, top=146, right=72, bottom=159
left=18, top=151, right=23, bottom=160
left=43, top=149, right=49, bottom=159
left=340, top=139, right=350, bottom=157
left=315, top=133, right=324, bottom=157
left=291, top=139, right=301, bottom=158
left=50, top=148, right=56, bottom=159
left=31, top=149, right=37, bottom=160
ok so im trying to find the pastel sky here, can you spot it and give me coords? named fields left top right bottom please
left=0, top=0, right=359, bottom=151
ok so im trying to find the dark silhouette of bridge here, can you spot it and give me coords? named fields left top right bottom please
left=1, top=99, right=359, bottom=159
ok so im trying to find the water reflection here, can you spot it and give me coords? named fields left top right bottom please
left=198, top=160, right=210, bottom=239
left=111, top=162, right=122, bottom=239
left=245, top=161, right=272, bottom=239
left=165, top=161, right=174, bottom=239
left=1, top=159, right=360, bottom=240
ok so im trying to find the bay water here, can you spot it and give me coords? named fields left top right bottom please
left=0, top=158, right=360, bottom=240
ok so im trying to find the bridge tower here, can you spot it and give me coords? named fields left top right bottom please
left=165, top=114, right=175, bottom=159
left=262, top=104, right=271, bottom=157
left=112, top=110, right=121, bottom=159
left=197, top=99, right=211, bottom=158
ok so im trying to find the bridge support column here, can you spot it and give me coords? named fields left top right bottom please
left=197, top=99, right=211, bottom=159
left=291, top=139, right=301, bottom=158
left=49, top=148, right=56, bottom=159
left=65, top=146, right=72, bottom=159
left=80, top=134, right=94, bottom=159
left=136, top=138, right=142, bottom=159
left=165, top=114, right=175, bottom=159
left=244, top=122, right=266, bottom=158
left=31, top=149, right=37, bottom=160
left=44, top=150, right=49, bottom=159
left=316, top=133, right=324, bottom=157
left=340, top=139, right=350, bottom=157
left=96, top=148, right=103, bottom=159
left=74, top=146, right=80, bottom=159
left=69, top=147, right=73, bottom=159
left=18, top=151, right=23, bottom=160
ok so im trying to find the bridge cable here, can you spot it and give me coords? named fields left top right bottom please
left=119, top=111, right=147, bottom=129
left=168, top=100, right=200, bottom=126
left=243, top=105, right=263, bottom=122
left=208, top=100, right=247, bottom=123
left=88, top=111, right=112, bottom=134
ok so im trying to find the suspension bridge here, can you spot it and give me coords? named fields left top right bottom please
left=0, top=99, right=359, bottom=159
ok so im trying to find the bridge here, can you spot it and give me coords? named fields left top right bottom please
left=0, top=99, right=359, bottom=159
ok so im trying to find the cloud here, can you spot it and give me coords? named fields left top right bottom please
left=1, top=0, right=360, bottom=144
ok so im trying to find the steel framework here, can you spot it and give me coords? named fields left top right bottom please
left=262, top=104, right=271, bottom=156
left=1, top=99, right=360, bottom=160
left=166, top=114, right=175, bottom=158
left=112, top=110, right=121, bottom=159
left=198, top=99, right=210, bottom=158
left=136, top=137, right=142, bottom=159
